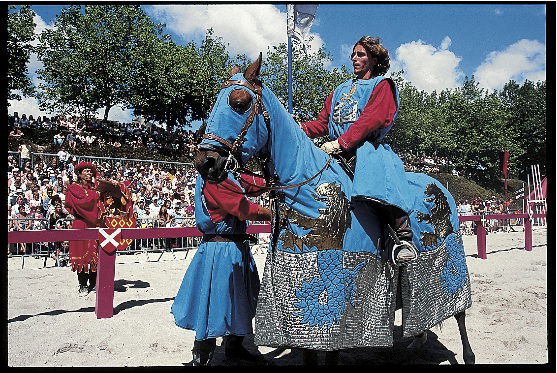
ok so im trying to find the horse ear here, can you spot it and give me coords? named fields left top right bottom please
left=244, top=52, right=262, bottom=83
left=228, top=66, right=241, bottom=77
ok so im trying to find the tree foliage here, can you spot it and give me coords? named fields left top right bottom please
left=7, top=5, right=36, bottom=104
left=262, top=41, right=351, bottom=122
left=389, top=75, right=543, bottom=187
left=27, top=5, right=545, bottom=188
left=35, top=5, right=166, bottom=120
left=129, top=29, right=239, bottom=130
left=498, top=80, right=546, bottom=178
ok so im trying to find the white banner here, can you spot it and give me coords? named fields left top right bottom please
left=287, top=4, right=318, bottom=49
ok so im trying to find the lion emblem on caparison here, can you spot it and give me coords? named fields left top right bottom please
left=279, top=182, right=351, bottom=251
left=415, top=183, right=454, bottom=248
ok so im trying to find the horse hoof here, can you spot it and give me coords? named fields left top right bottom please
left=407, top=332, right=428, bottom=350
left=463, top=352, right=476, bottom=364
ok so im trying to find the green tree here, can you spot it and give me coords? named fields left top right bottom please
left=35, top=5, right=166, bottom=120
left=388, top=78, right=446, bottom=156
left=391, top=75, right=524, bottom=189
left=262, top=41, right=352, bottom=122
left=499, top=80, right=546, bottom=178
left=7, top=5, right=36, bottom=105
left=435, top=77, right=521, bottom=187
left=130, top=29, right=237, bottom=130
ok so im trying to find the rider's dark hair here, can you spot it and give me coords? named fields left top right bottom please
left=353, top=36, right=390, bottom=76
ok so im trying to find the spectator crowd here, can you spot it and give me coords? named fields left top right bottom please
left=8, top=111, right=520, bottom=257
left=7, top=152, right=201, bottom=230
left=455, top=198, right=518, bottom=235
left=9, top=112, right=199, bottom=160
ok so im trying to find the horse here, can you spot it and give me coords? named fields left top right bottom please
left=193, top=55, right=475, bottom=365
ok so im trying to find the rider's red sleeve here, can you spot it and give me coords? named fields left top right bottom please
left=238, top=173, right=267, bottom=197
left=300, top=92, right=333, bottom=138
left=203, top=177, right=263, bottom=223
left=337, top=80, right=397, bottom=151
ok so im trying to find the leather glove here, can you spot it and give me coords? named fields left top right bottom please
left=320, top=140, right=341, bottom=154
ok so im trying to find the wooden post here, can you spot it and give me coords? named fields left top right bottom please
left=95, top=246, right=116, bottom=318
left=524, top=217, right=532, bottom=252
left=476, top=220, right=487, bottom=259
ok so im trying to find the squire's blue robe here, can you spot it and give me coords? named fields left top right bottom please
left=171, top=173, right=260, bottom=340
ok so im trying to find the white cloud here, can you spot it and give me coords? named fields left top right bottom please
left=474, top=39, right=546, bottom=91
left=8, top=92, right=49, bottom=118
left=147, top=4, right=323, bottom=60
left=98, top=106, right=133, bottom=123
left=391, top=39, right=464, bottom=93
left=439, top=36, right=451, bottom=50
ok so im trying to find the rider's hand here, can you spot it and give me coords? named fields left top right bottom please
left=320, top=140, right=341, bottom=154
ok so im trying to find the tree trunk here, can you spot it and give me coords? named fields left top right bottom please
left=103, top=105, right=112, bottom=122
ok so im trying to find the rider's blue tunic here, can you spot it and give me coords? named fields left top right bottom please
left=328, top=77, right=412, bottom=213
left=170, top=174, right=260, bottom=340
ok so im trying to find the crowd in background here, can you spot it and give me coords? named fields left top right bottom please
left=398, top=151, right=457, bottom=175
left=8, top=152, right=198, bottom=230
left=9, top=112, right=199, bottom=160
left=8, top=148, right=270, bottom=231
left=7, top=111, right=526, bottom=257
left=455, top=198, right=517, bottom=235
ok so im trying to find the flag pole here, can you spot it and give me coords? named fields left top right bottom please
left=287, top=35, right=293, bottom=114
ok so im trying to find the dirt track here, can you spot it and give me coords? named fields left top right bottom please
left=7, top=227, right=548, bottom=366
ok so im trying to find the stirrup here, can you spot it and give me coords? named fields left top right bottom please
left=391, top=241, right=418, bottom=266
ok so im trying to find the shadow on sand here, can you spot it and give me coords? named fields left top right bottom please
left=186, top=326, right=461, bottom=366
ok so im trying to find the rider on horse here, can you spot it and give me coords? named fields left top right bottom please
left=299, top=36, right=417, bottom=266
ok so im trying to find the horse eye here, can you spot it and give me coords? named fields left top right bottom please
left=228, top=89, right=252, bottom=114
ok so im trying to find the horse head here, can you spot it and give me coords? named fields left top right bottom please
left=194, top=54, right=269, bottom=183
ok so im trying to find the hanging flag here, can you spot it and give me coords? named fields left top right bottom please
left=500, top=151, right=509, bottom=179
left=287, top=4, right=319, bottom=51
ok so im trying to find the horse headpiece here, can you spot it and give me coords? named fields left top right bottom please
left=196, top=53, right=270, bottom=184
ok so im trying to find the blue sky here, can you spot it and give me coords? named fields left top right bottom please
left=9, top=3, right=548, bottom=129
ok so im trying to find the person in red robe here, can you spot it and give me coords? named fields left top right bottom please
left=64, top=161, right=101, bottom=296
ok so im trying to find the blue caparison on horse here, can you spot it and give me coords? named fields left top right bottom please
left=193, top=55, right=475, bottom=364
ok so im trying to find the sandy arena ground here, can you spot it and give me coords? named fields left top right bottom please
left=7, top=227, right=549, bottom=366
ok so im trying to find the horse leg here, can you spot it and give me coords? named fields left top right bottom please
left=454, top=310, right=475, bottom=364
left=407, top=331, right=428, bottom=350
left=301, top=348, right=319, bottom=365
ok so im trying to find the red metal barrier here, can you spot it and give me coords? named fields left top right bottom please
left=9, top=213, right=546, bottom=258
left=7, top=224, right=272, bottom=244
left=458, top=213, right=546, bottom=259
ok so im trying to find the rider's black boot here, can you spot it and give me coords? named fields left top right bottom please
left=389, top=211, right=418, bottom=265
left=192, top=338, right=216, bottom=366
left=374, top=204, right=417, bottom=265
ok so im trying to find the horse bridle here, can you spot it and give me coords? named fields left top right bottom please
left=201, top=78, right=270, bottom=172
left=200, top=78, right=333, bottom=192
